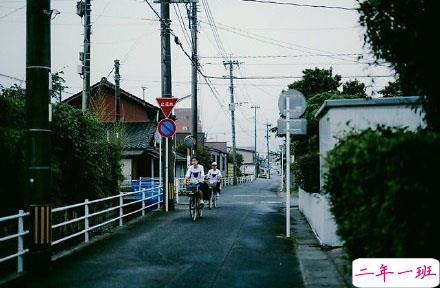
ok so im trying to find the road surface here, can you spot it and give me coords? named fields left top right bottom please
left=26, top=177, right=304, bottom=288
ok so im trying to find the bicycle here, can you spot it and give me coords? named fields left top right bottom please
left=185, top=183, right=203, bottom=221
left=207, top=183, right=219, bottom=209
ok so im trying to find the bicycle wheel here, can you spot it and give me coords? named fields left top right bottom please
left=197, top=195, right=203, bottom=218
left=208, top=190, right=213, bottom=209
left=213, top=193, right=217, bottom=208
left=189, top=195, right=197, bottom=221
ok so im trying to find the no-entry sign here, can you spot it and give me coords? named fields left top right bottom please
left=157, top=118, right=176, bottom=138
left=156, top=97, right=177, bottom=118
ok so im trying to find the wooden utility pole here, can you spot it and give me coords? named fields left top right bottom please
left=27, top=0, right=52, bottom=273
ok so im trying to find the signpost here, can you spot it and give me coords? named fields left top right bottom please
left=157, top=118, right=176, bottom=138
left=156, top=97, right=178, bottom=212
left=156, top=97, right=177, bottom=118
left=278, top=89, right=307, bottom=238
left=277, top=118, right=307, bottom=135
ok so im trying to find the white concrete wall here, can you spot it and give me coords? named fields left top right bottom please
left=121, top=159, right=132, bottom=180
left=319, top=105, right=425, bottom=188
left=298, top=188, right=342, bottom=246
left=301, top=102, right=425, bottom=247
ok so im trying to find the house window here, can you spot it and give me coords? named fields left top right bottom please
left=222, top=155, right=226, bottom=170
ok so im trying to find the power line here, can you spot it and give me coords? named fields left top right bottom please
left=199, top=53, right=365, bottom=59
left=201, top=0, right=228, bottom=59
left=0, top=4, right=24, bottom=20
left=0, top=72, right=25, bottom=83
left=172, top=3, right=192, bottom=49
left=198, top=19, right=374, bottom=64
left=204, top=75, right=394, bottom=80
left=239, top=0, right=357, bottom=11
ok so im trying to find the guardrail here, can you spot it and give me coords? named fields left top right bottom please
left=0, top=174, right=255, bottom=278
left=174, top=175, right=255, bottom=204
left=0, top=210, right=28, bottom=273
left=0, top=185, right=162, bottom=278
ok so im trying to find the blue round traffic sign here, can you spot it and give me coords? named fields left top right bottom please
left=157, top=118, right=176, bottom=138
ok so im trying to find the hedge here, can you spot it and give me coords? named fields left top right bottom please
left=0, top=86, right=122, bottom=215
left=324, top=127, right=439, bottom=260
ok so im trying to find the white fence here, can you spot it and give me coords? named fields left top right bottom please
left=0, top=185, right=162, bottom=278
left=1, top=175, right=255, bottom=279
left=298, top=188, right=342, bottom=247
left=174, top=175, right=255, bottom=203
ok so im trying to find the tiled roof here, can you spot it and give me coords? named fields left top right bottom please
left=123, top=122, right=156, bottom=151
left=104, top=122, right=156, bottom=152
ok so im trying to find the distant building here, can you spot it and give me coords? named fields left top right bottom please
left=174, top=108, right=205, bottom=145
left=205, top=142, right=228, bottom=177
left=228, top=147, right=257, bottom=176
left=64, top=78, right=186, bottom=180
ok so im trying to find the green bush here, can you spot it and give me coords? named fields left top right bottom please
left=324, top=127, right=440, bottom=260
left=0, top=87, right=122, bottom=215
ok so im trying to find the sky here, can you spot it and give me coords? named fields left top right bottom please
left=0, top=0, right=394, bottom=154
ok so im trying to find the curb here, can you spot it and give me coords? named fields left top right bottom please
left=291, top=207, right=350, bottom=288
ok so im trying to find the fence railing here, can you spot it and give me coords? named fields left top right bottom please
left=0, top=174, right=255, bottom=278
left=174, top=175, right=255, bottom=204
left=0, top=185, right=163, bottom=278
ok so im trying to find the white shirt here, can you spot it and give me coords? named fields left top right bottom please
left=207, top=169, right=222, bottom=184
left=185, top=164, right=205, bottom=184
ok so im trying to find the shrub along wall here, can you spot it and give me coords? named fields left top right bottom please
left=324, top=127, right=439, bottom=260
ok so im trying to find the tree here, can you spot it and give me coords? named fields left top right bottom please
left=342, top=79, right=367, bottom=97
left=358, top=0, right=437, bottom=129
left=51, top=71, right=68, bottom=103
left=379, top=79, right=404, bottom=97
left=228, top=153, right=244, bottom=176
left=288, top=67, right=341, bottom=98
left=287, top=68, right=364, bottom=192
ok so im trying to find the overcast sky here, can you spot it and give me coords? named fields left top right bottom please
left=0, top=0, right=394, bottom=154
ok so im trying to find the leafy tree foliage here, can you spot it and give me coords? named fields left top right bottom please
left=0, top=83, right=122, bottom=216
left=289, top=68, right=366, bottom=192
left=379, top=79, right=404, bottom=97
left=358, top=0, right=437, bottom=129
left=288, top=67, right=341, bottom=98
left=342, top=79, right=367, bottom=97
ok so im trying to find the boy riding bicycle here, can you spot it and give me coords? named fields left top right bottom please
left=207, top=162, right=222, bottom=196
left=184, top=156, right=205, bottom=206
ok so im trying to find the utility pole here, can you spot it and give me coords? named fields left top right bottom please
left=251, top=105, right=260, bottom=178
left=190, top=0, right=198, bottom=150
left=77, top=0, right=91, bottom=112
left=224, top=60, right=240, bottom=185
left=114, top=60, right=121, bottom=124
left=160, top=0, right=175, bottom=210
left=27, top=0, right=52, bottom=273
left=141, top=86, right=147, bottom=101
left=265, top=122, right=272, bottom=179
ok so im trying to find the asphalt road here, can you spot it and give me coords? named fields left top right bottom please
left=26, top=177, right=304, bottom=288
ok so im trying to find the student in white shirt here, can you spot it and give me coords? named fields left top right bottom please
left=185, top=156, right=205, bottom=205
left=207, top=162, right=222, bottom=195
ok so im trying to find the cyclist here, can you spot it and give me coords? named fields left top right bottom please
left=184, top=156, right=205, bottom=206
left=207, top=162, right=222, bottom=196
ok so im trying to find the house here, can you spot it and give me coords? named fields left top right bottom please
left=204, top=142, right=228, bottom=177
left=228, top=147, right=257, bottom=176
left=174, top=108, right=205, bottom=145
left=299, top=96, right=425, bottom=247
left=64, top=78, right=186, bottom=180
